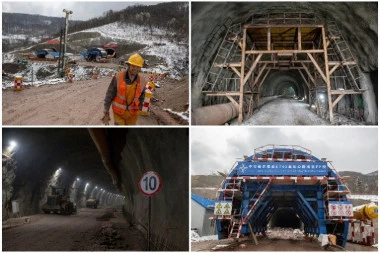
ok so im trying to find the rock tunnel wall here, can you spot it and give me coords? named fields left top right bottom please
left=107, top=128, right=189, bottom=251
left=192, top=2, right=377, bottom=123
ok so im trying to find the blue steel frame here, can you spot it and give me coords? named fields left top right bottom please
left=216, top=148, right=351, bottom=247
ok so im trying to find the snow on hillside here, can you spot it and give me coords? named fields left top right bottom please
left=75, top=22, right=188, bottom=79
left=2, top=34, right=40, bottom=43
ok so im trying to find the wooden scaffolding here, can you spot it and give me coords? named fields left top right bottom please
left=202, top=12, right=365, bottom=124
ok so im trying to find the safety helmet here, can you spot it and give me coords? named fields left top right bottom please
left=126, top=53, right=144, bottom=68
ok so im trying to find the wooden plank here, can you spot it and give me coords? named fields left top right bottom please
left=332, top=93, right=345, bottom=109
left=300, top=63, right=316, bottom=86
left=307, top=52, right=328, bottom=84
left=248, top=222, right=258, bottom=245
left=328, top=61, right=356, bottom=65
left=258, top=68, right=271, bottom=89
left=231, top=67, right=241, bottom=77
left=329, top=64, right=340, bottom=75
left=238, top=28, right=247, bottom=124
left=243, top=53, right=263, bottom=85
left=322, top=26, right=333, bottom=123
left=298, top=27, right=302, bottom=50
left=246, top=49, right=324, bottom=54
left=267, top=27, right=271, bottom=51
left=297, top=69, right=311, bottom=89
left=253, top=63, right=268, bottom=86
left=330, top=90, right=365, bottom=95
left=226, top=95, right=240, bottom=108
left=244, top=24, right=324, bottom=29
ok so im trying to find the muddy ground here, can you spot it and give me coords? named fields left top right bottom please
left=3, top=207, right=146, bottom=251
left=2, top=75, right=189, bottom=125
left=191, top=236, right=378, bottom=251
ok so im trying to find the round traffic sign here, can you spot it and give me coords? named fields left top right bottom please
left=138, top=171, right=162, bottom=196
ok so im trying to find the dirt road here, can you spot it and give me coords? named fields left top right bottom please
left=240, top=98, right=330, bottom=125
left=3, top=208, right=146, bottom=251
left=2, top=76, right=188, bottom=125
left=191, top=237, right=377, bottom=251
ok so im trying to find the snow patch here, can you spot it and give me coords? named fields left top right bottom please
left=164, top=108, right=189, bottom=122
left=191, top=231, right=218, bottom=242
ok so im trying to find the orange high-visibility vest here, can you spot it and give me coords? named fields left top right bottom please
left=112, top=71, right=143, bottom=115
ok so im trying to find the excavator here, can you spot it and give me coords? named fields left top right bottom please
left=41, top=186, right=76, bottom=215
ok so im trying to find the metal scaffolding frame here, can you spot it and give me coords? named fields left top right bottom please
left=202, top=12, right=365, bottom=124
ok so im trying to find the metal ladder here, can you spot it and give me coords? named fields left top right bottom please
left=327, top=21, right=364, bottom=90
left=231, top=180, right=272, bottom=239
left=204, top=23, right=242, bottom=92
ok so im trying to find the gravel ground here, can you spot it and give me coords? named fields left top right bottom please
left=3, top=208, right=146, bottom=251
left=2, top=75, right=188, bottom=125
left=238, top=98, right=330, bottom=125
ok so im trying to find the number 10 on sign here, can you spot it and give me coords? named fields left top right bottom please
left=139, top=171, right=162, bottom=196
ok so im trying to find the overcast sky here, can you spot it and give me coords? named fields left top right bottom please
left=191, top=127, right=378, bottom=175
left=2, top=1, right=159, bottom=21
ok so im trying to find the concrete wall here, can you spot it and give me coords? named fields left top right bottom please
left=191, top=200, right=216, bottom=236
left=114, top=128, right=189, bottom=251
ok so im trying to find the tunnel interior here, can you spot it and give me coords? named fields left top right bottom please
left=269, top=207, right=301, bottom=229
left=192, top=2, right=378, bottom=124
left=2, top=128, right=189, bottom=251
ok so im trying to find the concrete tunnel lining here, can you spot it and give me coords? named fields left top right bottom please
left=2, top=128, right=189, bottom=251
left=192, top=2, right=378, bottom=124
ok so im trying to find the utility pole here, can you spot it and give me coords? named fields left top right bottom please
left=62, top=9, right=73, bottom=72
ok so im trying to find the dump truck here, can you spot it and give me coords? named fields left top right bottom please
left=86, top=198, right=99, bottom=208
left=214, top=145, right=355, bottom=248
left=41, top=186, right=76, bottom=215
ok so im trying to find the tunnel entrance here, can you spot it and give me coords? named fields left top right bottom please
left=270, top=208, right=301, bottom=229
left=194, top=9, right=374, bottom=125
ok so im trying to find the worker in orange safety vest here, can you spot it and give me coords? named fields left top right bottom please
left=103, top=53, right=147, bottom=125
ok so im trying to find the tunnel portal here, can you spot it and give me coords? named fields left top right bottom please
left=214, top=145, right=353, bottom=247
left=192, top=3, right=377, bottom=125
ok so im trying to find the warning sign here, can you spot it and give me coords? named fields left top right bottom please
left=214, top=201, right=232, bottom=215
left=328, top=202, right=353, bottom=217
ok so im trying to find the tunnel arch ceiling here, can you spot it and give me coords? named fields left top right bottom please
left=2, top=128, right=117, bottom=214
left=191, top=2, right=378, bottom=124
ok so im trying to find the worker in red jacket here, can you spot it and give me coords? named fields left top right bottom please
left=102, top=53, right=146, bottom=125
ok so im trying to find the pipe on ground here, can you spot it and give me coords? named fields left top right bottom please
left=191, top=102, right=238, bottom=125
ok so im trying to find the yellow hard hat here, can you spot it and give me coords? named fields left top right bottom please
left=126, top=53, right=144, bottom=68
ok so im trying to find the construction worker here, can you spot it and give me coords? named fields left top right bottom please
left=102, top=53, right=146, bottom=125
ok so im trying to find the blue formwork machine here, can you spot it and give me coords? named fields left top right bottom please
left=214, top=145, right=353, bottom=247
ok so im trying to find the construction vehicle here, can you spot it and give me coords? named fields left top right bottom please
left=41, top=186, right=76, bottom=215
left=214, top=145, right=356, bottom=248
left=86, top=198, right=99, bottom=209
left=83, top=47, right=108, bottom=62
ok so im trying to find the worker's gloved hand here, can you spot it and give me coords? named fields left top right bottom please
left=101, top=111, right=110, bottom=125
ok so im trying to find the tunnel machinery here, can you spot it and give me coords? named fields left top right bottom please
left=197, top=12, right=365, bottom=125
left=214, top=145, right=354, bottom=247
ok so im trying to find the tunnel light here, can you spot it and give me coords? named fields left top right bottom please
left=8, top=141, right=17, bottom=152
left=76, top=177, right=80, bottom=181
left=101, top=188, right=103, bottom=191
left=95, top=186, right=98, bottom=189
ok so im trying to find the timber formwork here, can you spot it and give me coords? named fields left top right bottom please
left=202, top=12, right=365, bottom=124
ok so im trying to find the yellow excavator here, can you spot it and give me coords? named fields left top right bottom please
left=41, top=186, right=76, bottom=215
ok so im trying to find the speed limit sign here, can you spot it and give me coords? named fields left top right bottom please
left=139, top=171, right=162, bottom=196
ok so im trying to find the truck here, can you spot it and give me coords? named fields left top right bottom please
left=41, top=186, right=76, bottom=215
left=86, top=198, right=99, bottom=209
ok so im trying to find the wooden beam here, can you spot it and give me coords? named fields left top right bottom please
left=329, top=64, right=340, bottom=76
left=298, top=27, right=302, bottom=50
left=244, top=24, right=324, bottom=29
left=226, top=95, right=240, bottom=108
left=213, top=62, right=241, bottom=68
left=246, top=49, right=324, bottom=54
left=322, top=26, right=333, bottom=123
left=230, top=66, right=241, bottom=77
left=298, top=69, right=310, bottom=89
left=328, top=61, right=356, bottom=65
left=301, top=62, right=316, bottom=86
left=330, top=90, right=365, bottom=95
left=238, top=27, right=247, bottom=124
left=307, top=52, right=328, bottom=84
left=253, top=63, right=268, bottom=86
left=332, top=93, right=345, bottom=109
left=243, top=53, right=263, bottom=85
left=267, top=28, right=271, bottom=51
left=258, top=68, right=271, bottom=89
